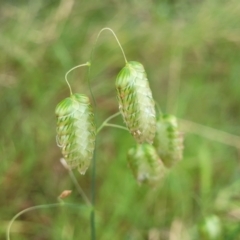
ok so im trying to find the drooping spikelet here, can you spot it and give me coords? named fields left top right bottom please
left=116, top=61, right=156, bottom=144
left=154, top=114, right=184, bottom=168
left=127, top=144, right=166, bottom=184
left=55, top=93, right=96, bottom=174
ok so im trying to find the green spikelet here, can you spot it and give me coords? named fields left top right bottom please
left=116, top=61, right=156, bottom=144
left=154, top=114, right=184, bottom=168
left=55, top=93, right=96, bottom=174
left=127, top=144, right=166, bottom=184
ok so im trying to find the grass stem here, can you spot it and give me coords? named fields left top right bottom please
left=6, top=202, right=88, bottom=240
left=93, top=27, right=128, bottom=64
left=97, top=112, right=122, bottom=133
left=90, top=146, right=97, bottom=240
left=65, top=62, right=90, bottom=95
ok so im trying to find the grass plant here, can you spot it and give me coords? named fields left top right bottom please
left=1, top=1, right=240, bottom=239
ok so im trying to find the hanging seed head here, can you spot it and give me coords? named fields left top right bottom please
left=55, top=93, right=96, bottom=174
left=154, top=114, right=184, bottom=168
left=127, top=144, right=166, bottom=185
left=116, top=61, right=156, bottom=144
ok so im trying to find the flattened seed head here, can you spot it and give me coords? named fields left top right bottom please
left=55, top=93, right=96, bottom=174
left=153, top=114, right=184, bottom=168
left=127, top=144, right=166, bottom=185
left=116, top=61, right=156, bottom=144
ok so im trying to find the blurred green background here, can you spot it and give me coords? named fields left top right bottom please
left=1, top=0, right=240, bottom=239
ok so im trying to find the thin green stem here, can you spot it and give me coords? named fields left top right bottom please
left=90, top=210, right=96, bottom=240
left=87, top=63, right=96, bottom=108
left=87, top=27, right=128, bottom=108
left=97, top=112, right=121, bottom=133
left=87, top=46, right=97, bottom=240
left=93, top=27, right=128, bottom=64
left=167, top=50, right=182, bottom=115
left=90, top=146, right=97, bottom=240
left=6, top=202, right=88, bottom=240
left=69, top=170, right=92, bottom=206
left=65, top=62, right=90, bottom=95
left=96, top=27, right=127, bottom=63
left=101, top=123, right=128, bottom=132
left=86, top=28, right=127, bottom=240
left=104, top=111, right=121, bottom=122
left=60, top=158, right=91, bottom=206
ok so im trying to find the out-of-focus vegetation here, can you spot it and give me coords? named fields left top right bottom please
left=1, top=0, right=240, bottom=239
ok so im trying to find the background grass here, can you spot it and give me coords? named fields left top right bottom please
left=1, top=0, right=240, bottom=239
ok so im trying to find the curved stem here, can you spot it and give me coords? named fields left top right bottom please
left=101, top=123, right=128, bottom=132
left=65, top=62, right=90, bottom=95
left=60, top=158, right=91, bottom=206
left=97, top=112, right=121, bottom=133
left=6, top=202, right=88, bottom=240
left=87, top=27, right=128, bottom=108
left=94, top=27, right=128, bottom=64
left=69, top=170, right=92, bottom=206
